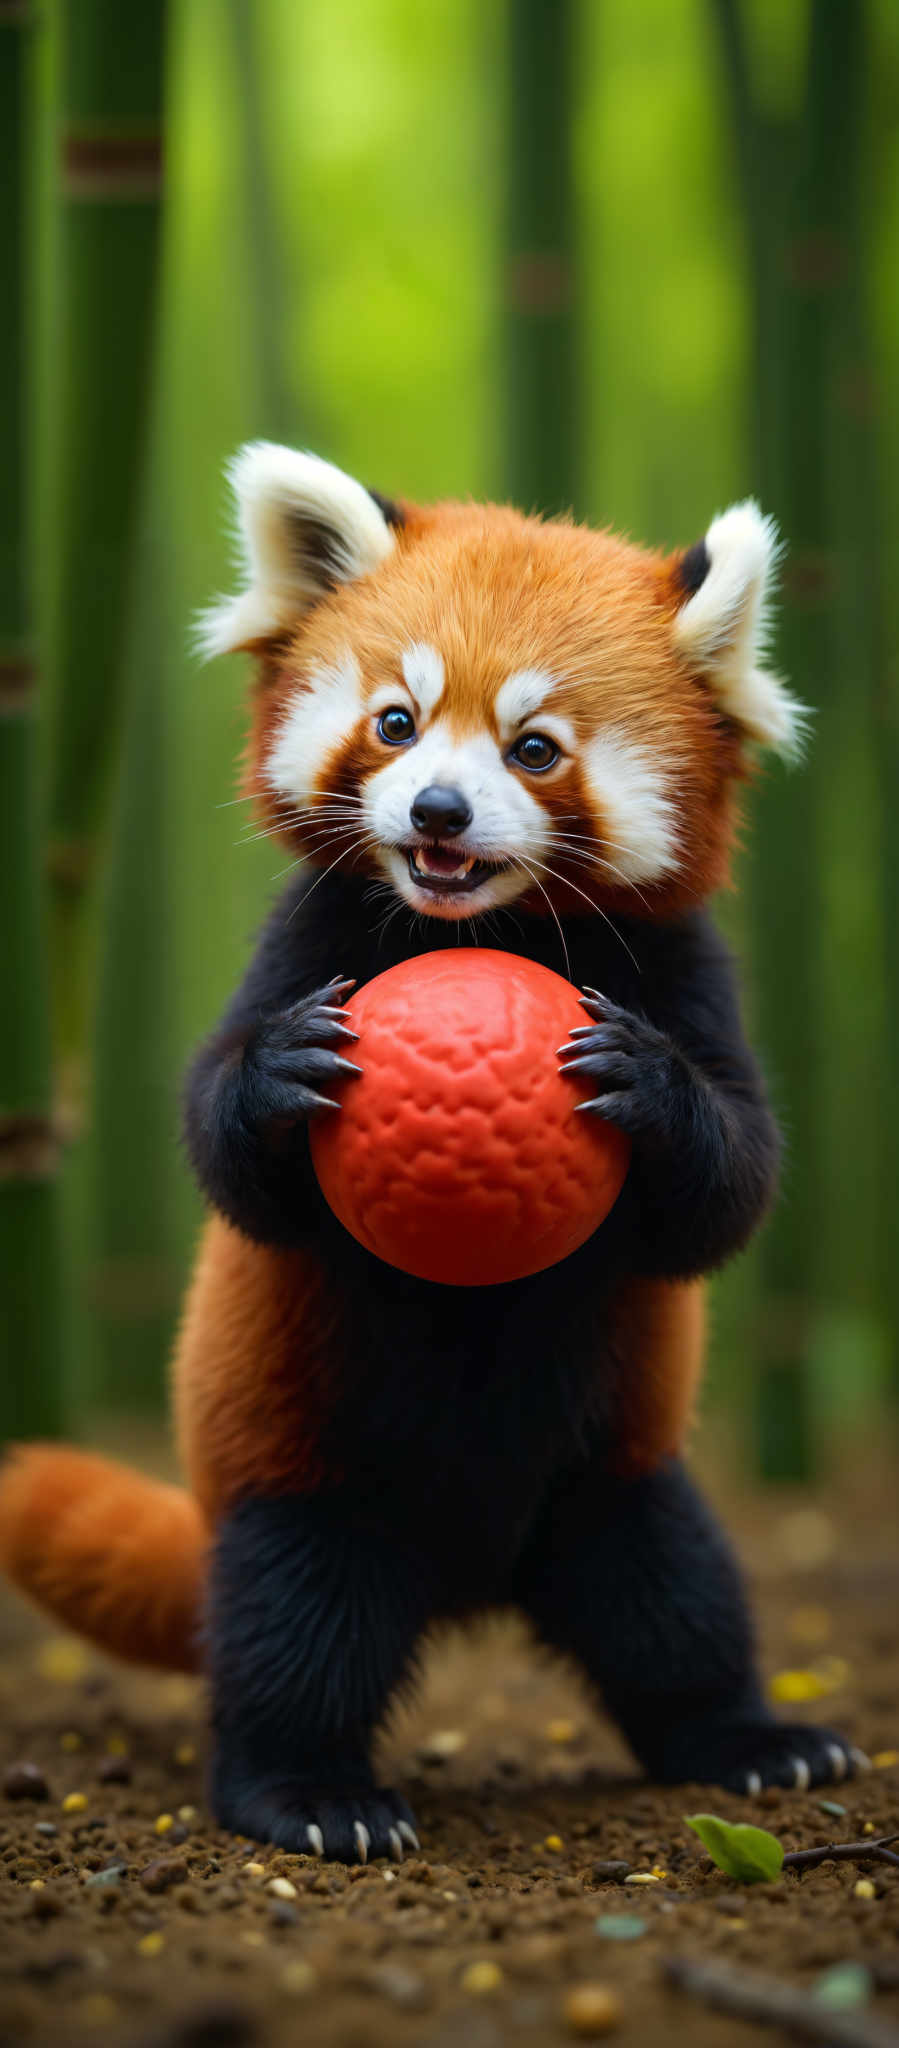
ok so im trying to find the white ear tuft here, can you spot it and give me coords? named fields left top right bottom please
left=673, top=500, right=806, bottom=758
left=195, top=442, right=397, bottom=659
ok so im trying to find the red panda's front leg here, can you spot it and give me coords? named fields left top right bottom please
left=184, top=977, right=360, bottom=1245
left=208, top=1494, right=430, bottom=1862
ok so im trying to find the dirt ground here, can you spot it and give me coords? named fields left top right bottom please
left=1, top=1437, right=897, bottom=2048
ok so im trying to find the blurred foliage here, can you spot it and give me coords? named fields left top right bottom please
left=16, top=0, right=899, bottom=1457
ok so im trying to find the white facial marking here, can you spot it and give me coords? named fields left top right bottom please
left=267, top=651, right=363, bottom=807
left=495, top=668, right=558, bottom=742
left=401, top=642, right=445, bottom=718
left=584, top=731, right=680, bottom=885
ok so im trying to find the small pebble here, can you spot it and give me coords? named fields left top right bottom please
left=813, top=1963, right=873, bottom=2011
left=35, top=1821, right=58, bottom=1836
left=86, top=1865, right=127, bottom=1889
left=594, top=1914, right=646, bottom=1941
left=461, top=1960, right=503, bottom=1995
left=421, top=1729, right=466, bottom=1761
left=268, top=1876, right=297, bottom=1900
left=243, top=1861, right=266, bottom=1878
left=62, top=1792, right=88, bottom=1814
left=592, top=1861, right=630, bottom=1883
left=853, top=1879, right=876, bottom=1900
left=563, top=1982, right=622, bottom=2036
left=280, top=1960, right=317, bottom=1995
left=269, top=1899, right=299, bottom=1927
left=140, top=1856, right=188, bottom=1893
left=97, top=1755, right=131, bottom=1786
left=862, top=1822, right=875, bottom=1835
left=154, top=1812, right=174, bottom=1836
left=818, top=1801, right=846, bottom=1818
left=4, top=1762, right=49, bottom=1801
left=623, top=1872, right=660, bottom=1885
left=545, top=1834, right=564, bottom=1853
left=178, top=1804, right=198, bottom=1824
left=137, top=1931, right=166, bottom=1957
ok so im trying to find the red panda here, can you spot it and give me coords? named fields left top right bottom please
left=0, top=446, right=859, bottom=1865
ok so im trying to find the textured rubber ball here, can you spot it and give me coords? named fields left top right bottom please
left=309, top=949, right=631, bottom=1287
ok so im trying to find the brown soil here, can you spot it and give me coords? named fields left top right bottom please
left=1, top=1446, right=897, bottom=2048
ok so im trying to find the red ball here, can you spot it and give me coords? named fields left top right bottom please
left=309, top=950, right=631, bottom=1287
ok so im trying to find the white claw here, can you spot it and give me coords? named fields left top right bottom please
left=827, top=1743, right=848, bottom=1782
left=306, top=1823, right=325, bottom=1858
left=745, top=1771, right=762, bottom=1797
left=353, top=1822, right=370, bottom=1865
left=790, top=1755, right=811, bottom=1792
left=388, top=1827, right=404, bottom=1862
left=851, top=1746, right=872, bottom=1772
left=398, top=1821, right=420, bottom=1851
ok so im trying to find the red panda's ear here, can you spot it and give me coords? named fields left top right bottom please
left=195, top=443, right=402, bottom=659
left=671, top=502, right=807, bottom=759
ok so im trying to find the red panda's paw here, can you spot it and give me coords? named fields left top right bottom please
left=213, top=1770, right=419, bottom=1864
left=557, top=990, right=689, bottom=1150
left=245, top=977, right=362, bottom=1120
left=652, top=1720, right=863, bottom=1797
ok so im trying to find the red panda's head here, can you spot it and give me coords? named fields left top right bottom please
left=199, top=444, right=804, bottom=923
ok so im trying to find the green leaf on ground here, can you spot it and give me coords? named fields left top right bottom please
left=685, top=1813, right=785, bottom=1882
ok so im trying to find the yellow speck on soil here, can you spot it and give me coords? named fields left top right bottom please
left=59, top=1730, right=82, bottom=1752
left=461, top=1960, right=504, bottom=1995
left=137, top=1932, right=165, bottom=1957
left=425, top=1728, right=466, bottom=1757
left=243, top=1861, right=266, bottom=1878
left=61, top=1792, right=87, bottom=1814
left=37, top=1638, right=89, bottom=1684
left=545, top=1718, right=578, bottom=1743
left=269, top=1877, right=297, bottom=1899
left=174, top=1742, right=196, bottom=1766
left=872, top=1749, right=898, bottom=1768
left=177, top=1804, right=197, bottom=1824
left=853, top=1879, right=876, bottom=1900
left=280, top=1960, right=317, bottom=1995
left=545, top=1834, right=564, bottom=1852
left=154, top=1813, right=174, bottom=1835
left=563, top=1982, right=622, bottom=2036
left=769, top=1668, right=837, bottom=1703
left=105, top=1733, right=129, bottom=1756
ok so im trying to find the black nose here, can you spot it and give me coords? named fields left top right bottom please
left=409, top=784, right=473, bottom=837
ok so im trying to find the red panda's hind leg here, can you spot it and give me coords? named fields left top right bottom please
left=514, top=1455, right=859, bottom=1794
left=208, top=1493, right=433, bottom=1861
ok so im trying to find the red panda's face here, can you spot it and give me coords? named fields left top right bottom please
left=201, top=448, right=802, bottom=925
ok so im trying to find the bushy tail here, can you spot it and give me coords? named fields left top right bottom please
left=0, top=1445, right=206, bottom=1671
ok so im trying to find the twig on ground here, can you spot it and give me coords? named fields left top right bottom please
left=783, top=1834, right=899, bottom=1875
left=663, top=1955, right=899, bottom=2048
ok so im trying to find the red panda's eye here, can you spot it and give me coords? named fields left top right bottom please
left=377, top=706, right=416, bottom=745
left=509, top=731, right=559, bottom=772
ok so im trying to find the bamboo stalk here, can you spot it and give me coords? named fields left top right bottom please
left=0, top=0, right=67, bottom=1439
left=503, top=0, right=579, bottom=516
left=223, top=0, right=294, bottom=440
left=44, top=0, right=167, bottom=1109
left=710, top=0, right=880, bottom=1476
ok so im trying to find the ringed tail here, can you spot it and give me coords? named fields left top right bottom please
left=0, top=1445, right=205, bottom=1672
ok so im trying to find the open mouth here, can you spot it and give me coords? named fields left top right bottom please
left=405, top=843, right=510, bottom=895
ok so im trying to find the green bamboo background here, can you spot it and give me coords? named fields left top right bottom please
left=4, top=0, right=898, bottom=1473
